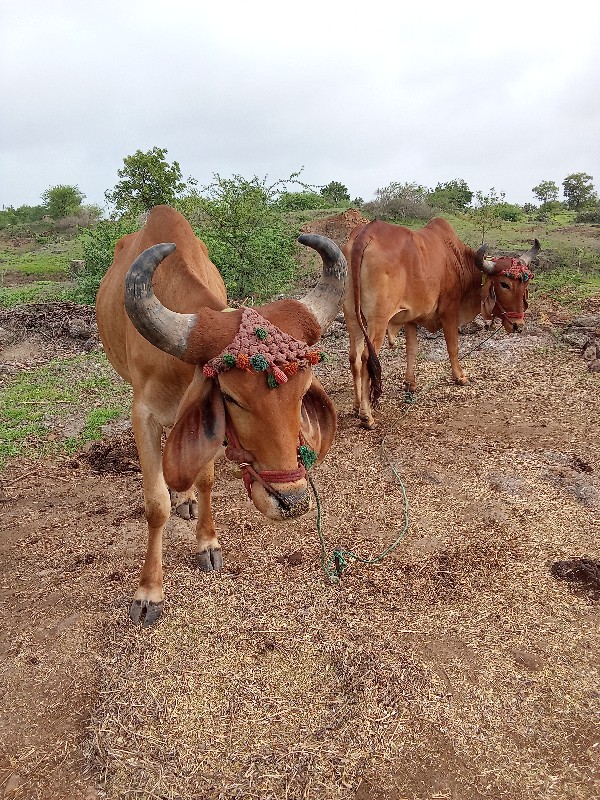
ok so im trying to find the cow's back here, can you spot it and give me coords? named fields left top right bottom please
left=345, top=217, right=474, bottom=328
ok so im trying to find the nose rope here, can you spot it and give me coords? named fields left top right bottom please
left=494, top=301, right=525, bottom=321
left=223, top=412, right=310, bottom=509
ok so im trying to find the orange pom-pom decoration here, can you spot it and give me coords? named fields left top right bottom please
left=307, top=351, right=321, bottom=365
left=283, top=361, right=299, bottom=376
left=203, top=364, right=217, bottom=378
left=236, top=353, right=250, bottom=370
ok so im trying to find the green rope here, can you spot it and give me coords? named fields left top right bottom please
left=309, top=434, right=410, bottom=584
left=310, top=323, right=503, bottom=583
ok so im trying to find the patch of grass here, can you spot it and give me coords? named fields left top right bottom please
left=530, top=268, right=600, bottom=310
left=0, top=234, right=82, bottom=277
left=0, top=351, right=132, bottom=471
left=0, top=281, right=72, bottom=308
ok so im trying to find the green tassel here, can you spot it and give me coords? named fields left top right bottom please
left=298, top=444, right=318, bottom=470
left=223, top=353, right=236, bottom=367
left=267, top=372, right=278, bottom=389
left=255, top=326, right=268, bottom=340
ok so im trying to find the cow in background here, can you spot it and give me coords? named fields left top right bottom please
left=96, top=206, right=347, bottom=624
left=343, top=217, right=540, bottom=428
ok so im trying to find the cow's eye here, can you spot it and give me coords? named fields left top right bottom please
left=500, top=281, right=510, bottom=290
left=221, top=392, right=243, bottom=408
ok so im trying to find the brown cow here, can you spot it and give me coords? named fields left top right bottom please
left=342, top=217, right=540, bottom=428
left=96, top=205, right=347, bottom=625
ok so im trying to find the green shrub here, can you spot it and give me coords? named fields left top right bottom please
left=190, top=173, right=302, bottom=302
left=76, top=216, right=139, bottom=303
left=576, top=204, right=600, bottom=224
left=276, top=192, right=328, bottom=212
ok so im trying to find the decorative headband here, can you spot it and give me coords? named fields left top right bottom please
left=491, top=257, right=533, bottom=283
left=202, top=307, right=326, bottom=388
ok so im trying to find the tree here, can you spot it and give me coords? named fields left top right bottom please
left=276, top=191, right=327, bottom=212
left=41, top=184, right=85, bottom=219
left=532, top=180, right=559, bottom=206
left=469, top=188, right=506, bottom=242
left=105, top=147, right=194, bottom=215
left=428, top=179, right=472, bottom=212
left=320, top=181, right=350, bottom=205
left=562, top=173, right=597, bottom=210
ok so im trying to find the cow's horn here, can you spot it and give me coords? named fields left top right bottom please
left=297, top=234, right=348, bottom=332
left=124, top=243, right=197, bottom=360
left=474, top=242, right=500, bottom=275
left=519, top=238, right=541, bottom=266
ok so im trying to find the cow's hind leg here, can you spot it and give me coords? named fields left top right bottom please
left=359, top=321, right=386, bottom=430
left=130, top=401, right=171, bottom=626
left=193, top=462, right=223, bottom=572
left=169, top=487, right=198, bottom=520
left=345, top=313, right=364, bottom=416
left=164, top=425, right=199, bottom=519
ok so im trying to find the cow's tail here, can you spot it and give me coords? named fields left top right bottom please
left=351, top=221, right=382, bottom=408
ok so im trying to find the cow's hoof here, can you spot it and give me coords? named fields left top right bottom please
left=175, top=500, right=198, bottom=520
left=359, top=416, right=376, bottom=430
left=129, top=598, right=164, bottom=627
left=197, top=548, right=223, bottom=572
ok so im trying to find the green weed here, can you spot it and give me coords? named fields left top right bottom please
left=0, top=281, right=72, bottom=308
left=0, top=351, right=132, bottom=471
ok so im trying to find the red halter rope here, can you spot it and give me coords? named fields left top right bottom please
left=223, top=410, right=311, bottom=509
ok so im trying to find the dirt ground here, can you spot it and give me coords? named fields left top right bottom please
left=0, top=283, right=599, bottom=798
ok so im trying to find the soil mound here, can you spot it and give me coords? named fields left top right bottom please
left=300, top=208, right=370, bottom=248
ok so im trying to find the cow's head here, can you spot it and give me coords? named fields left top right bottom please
left=124, top=235, right=347, bottom=521
left=475, top=239, right=541, bottom=333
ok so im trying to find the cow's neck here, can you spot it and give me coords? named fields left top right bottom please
left=457, top=262, right=485, bottom=327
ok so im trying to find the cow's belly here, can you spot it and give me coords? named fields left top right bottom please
left=389, top=308, right=441, bottom=333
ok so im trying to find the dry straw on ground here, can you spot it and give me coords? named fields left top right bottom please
left=1, top=313, right=599, bottom=800
left=86, top=327, right=599, bottom=800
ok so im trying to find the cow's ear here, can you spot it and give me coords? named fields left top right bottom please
left=163, top=371, right=225, bottom=492
left=480, top=277, right=496, bottom=320
left=301, top=376, right=337, bottom=465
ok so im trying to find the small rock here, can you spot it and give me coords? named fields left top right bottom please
left=459, top=317, right=486, bottom=335
left=571, top=314, right=600, bottom=329
left=68, top=319, right=92, bottom=339
left=589, top=359, right=600, bottom=373
left=514, top=649, right=544, bottom=672
left=4, top=773, right=21, bottom=793
left=561, top=331, right=589, bottom=349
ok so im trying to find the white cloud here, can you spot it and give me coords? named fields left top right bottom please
left=1, top=0, right=599, bottom=209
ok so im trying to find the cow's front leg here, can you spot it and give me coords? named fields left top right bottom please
left=130, top=401, right=171, bottom=626
left=403, top=322, right=419, bottom=393
left=169, top=487, right=198, bottom=520
left=441, top=318, right=468, bottom=385
left=194, top=461, right=222, bottom=572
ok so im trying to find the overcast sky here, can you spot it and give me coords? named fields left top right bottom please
left=2, top=0, right=599, bottom=212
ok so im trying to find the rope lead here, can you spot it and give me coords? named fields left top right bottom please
left=310, top=324, right=502, bottom=583
left=309, top=435, right=410, bottom=584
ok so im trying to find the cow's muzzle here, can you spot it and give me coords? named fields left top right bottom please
left=251, top=480, right=311, bottom=520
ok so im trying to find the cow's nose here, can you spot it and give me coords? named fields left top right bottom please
left=276, top=487, right=311, bottom=519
